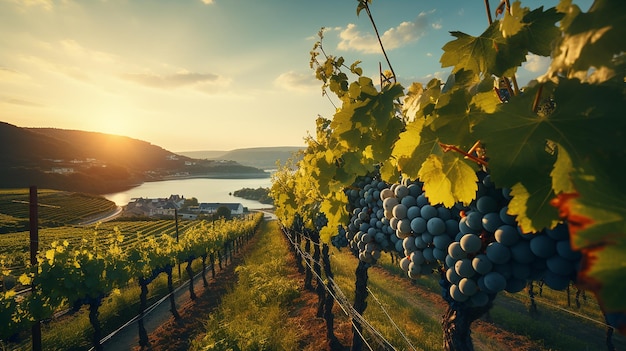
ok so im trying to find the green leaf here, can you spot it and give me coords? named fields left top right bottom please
left=391, top=118, right=426, bottom=178
left=320, top=191, right=349, bottom=243
left=549, top=0, right=626, bottom=81
left=500, top=1, right=527, bottom=38
left=551, top=144, right=575, bottom=195
left=508, top=180, right=559, bottom=233
left=440, top=23, right=503, bottom=75
left=380, top=158, right=400, bottom=184
left=516, top=5, right=564, bottom=56
left=417, top=152, right=478, bottom=207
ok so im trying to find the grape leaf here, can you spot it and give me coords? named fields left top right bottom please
left=506, top=5, right=564, bottom=56
left=440, top=23, right=503, bottom=76
left=320, top=191, right=349, bottom=243
left=551, top=144, right=575, bottom=195
left=474, top=79, right=625, bottom=229
left=500, top=1, right=527, bottom=38
left=418, top=152, right=478, bottom=207
left=508, top=178, right=559, bottom=233
left=392, top=118, right=446, bottom=181
left=549, top=0, right=626, bottom=81
left=442, top=5, right=563, bottom=78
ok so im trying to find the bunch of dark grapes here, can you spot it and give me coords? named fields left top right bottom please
left=443, top=171, right=581, bottom=307
left=384, top=179, right=462, bottom=279
left=339, top=175, right=392, bottom=264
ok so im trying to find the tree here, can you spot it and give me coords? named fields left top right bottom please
left=214, top=206, right=232, bottom=220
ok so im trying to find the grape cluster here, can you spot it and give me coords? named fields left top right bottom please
left=331, top=170, right=581, bottom=306
left=385, top=179, right=462, bottom=279
left=331, top=225, right=348, bottom=249
left=338, top=175, right=393, bottom=264
left=443, top=172, right=581, bottom=306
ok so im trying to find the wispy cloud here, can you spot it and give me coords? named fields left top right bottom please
left=0, top=67, right=31, bottom=83
left=20, top=55, right=91, bottom=82
left=59, top=39, right=117, bottom=64
left=337, top=11, right=433, bottom=53
left=200, top=0, right=214, bottom=4
left=274, top=71, right=318, bottom=91
left=121, top=72, right=224, bottom=89
left=8, top=0, right=54, bottom=11
left=0, top=96, right=42, bottom=107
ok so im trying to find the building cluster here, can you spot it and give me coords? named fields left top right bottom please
left=122, top=194, right=244, bottom=220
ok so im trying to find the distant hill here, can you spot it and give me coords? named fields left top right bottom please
left=0, top=122, right=268, bottom=194
left=178, top=146, right=304, bottom=170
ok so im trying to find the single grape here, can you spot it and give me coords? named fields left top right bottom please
left=486, top=242, right=511, bottom=264
left=460, top=233, right=482, bottom=254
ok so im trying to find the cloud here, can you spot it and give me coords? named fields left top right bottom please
left=274, top=71, right=319, bottom=91
left=0, top=67, right=31, bottom=83
left=59, top=39, right=116, bottom=63
left=0, top=96, right=42, bottom=107
left=20, top=55, right=91, bottom=82
left=8, top=0, right=54, bottom=11
left=200, top=0, right=214, bottom=4
left=337, top=11, right=432, bottom=53
left=121, top=72, right=224, bottom=89
left=523, top=54, right=550, bottom=73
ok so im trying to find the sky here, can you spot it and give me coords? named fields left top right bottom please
left=0, top=0, right=593, bottom=152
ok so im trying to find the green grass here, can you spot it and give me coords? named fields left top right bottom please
left=190, top=220, right=301, bottom=351
left=327, top=247, right=625, bottom=351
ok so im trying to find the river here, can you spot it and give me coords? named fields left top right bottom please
left=103, top=177, right=273, bottom=210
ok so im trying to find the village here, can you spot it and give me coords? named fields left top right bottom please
left=121, top=194, right=246, bottom=220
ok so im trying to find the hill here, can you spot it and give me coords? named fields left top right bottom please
left=178, top=146, right=304, bottom=170
left=0, top=122, right=268, bottom=194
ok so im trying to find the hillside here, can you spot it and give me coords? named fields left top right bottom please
left=0, top=122, right=268, bottom=194
left=178, top=146, right=304, bottom=170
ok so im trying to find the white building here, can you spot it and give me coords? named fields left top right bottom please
left=196, top=203, right=245, bottom=215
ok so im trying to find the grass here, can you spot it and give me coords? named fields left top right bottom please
left=190, top=220, right=301, bottom=351
left=326, top=246, right=625, bottom=351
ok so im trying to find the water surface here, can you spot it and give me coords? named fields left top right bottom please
left=104, top=177, right=273, bottom=210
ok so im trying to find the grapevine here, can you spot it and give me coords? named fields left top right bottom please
left=272, top=0, right=626, bottom=349
left=0, top=214, right=263, bottom=348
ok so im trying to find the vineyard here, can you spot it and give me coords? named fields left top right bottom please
left=270, top=0, right=625, bottom=350
left=0, top=189, right=118, bottom=233
left=0, top=197, right=263, bottom=351
left=0, top=219, right=199, bottom=280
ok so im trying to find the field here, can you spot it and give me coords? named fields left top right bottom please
left=0, top=189, right=118, bottom=233
left=0, top=219, right=201, bottom=286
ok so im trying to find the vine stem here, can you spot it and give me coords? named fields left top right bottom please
left=359, top=1, right=396, bottom=83
left=532, top=83, right=544, bottom=113
left=439, top=142, right=489, bottom=166
left=485, top=0, right=520, bottom=97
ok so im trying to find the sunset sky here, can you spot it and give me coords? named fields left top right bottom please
left=0, top=0, right=592, bottom=152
